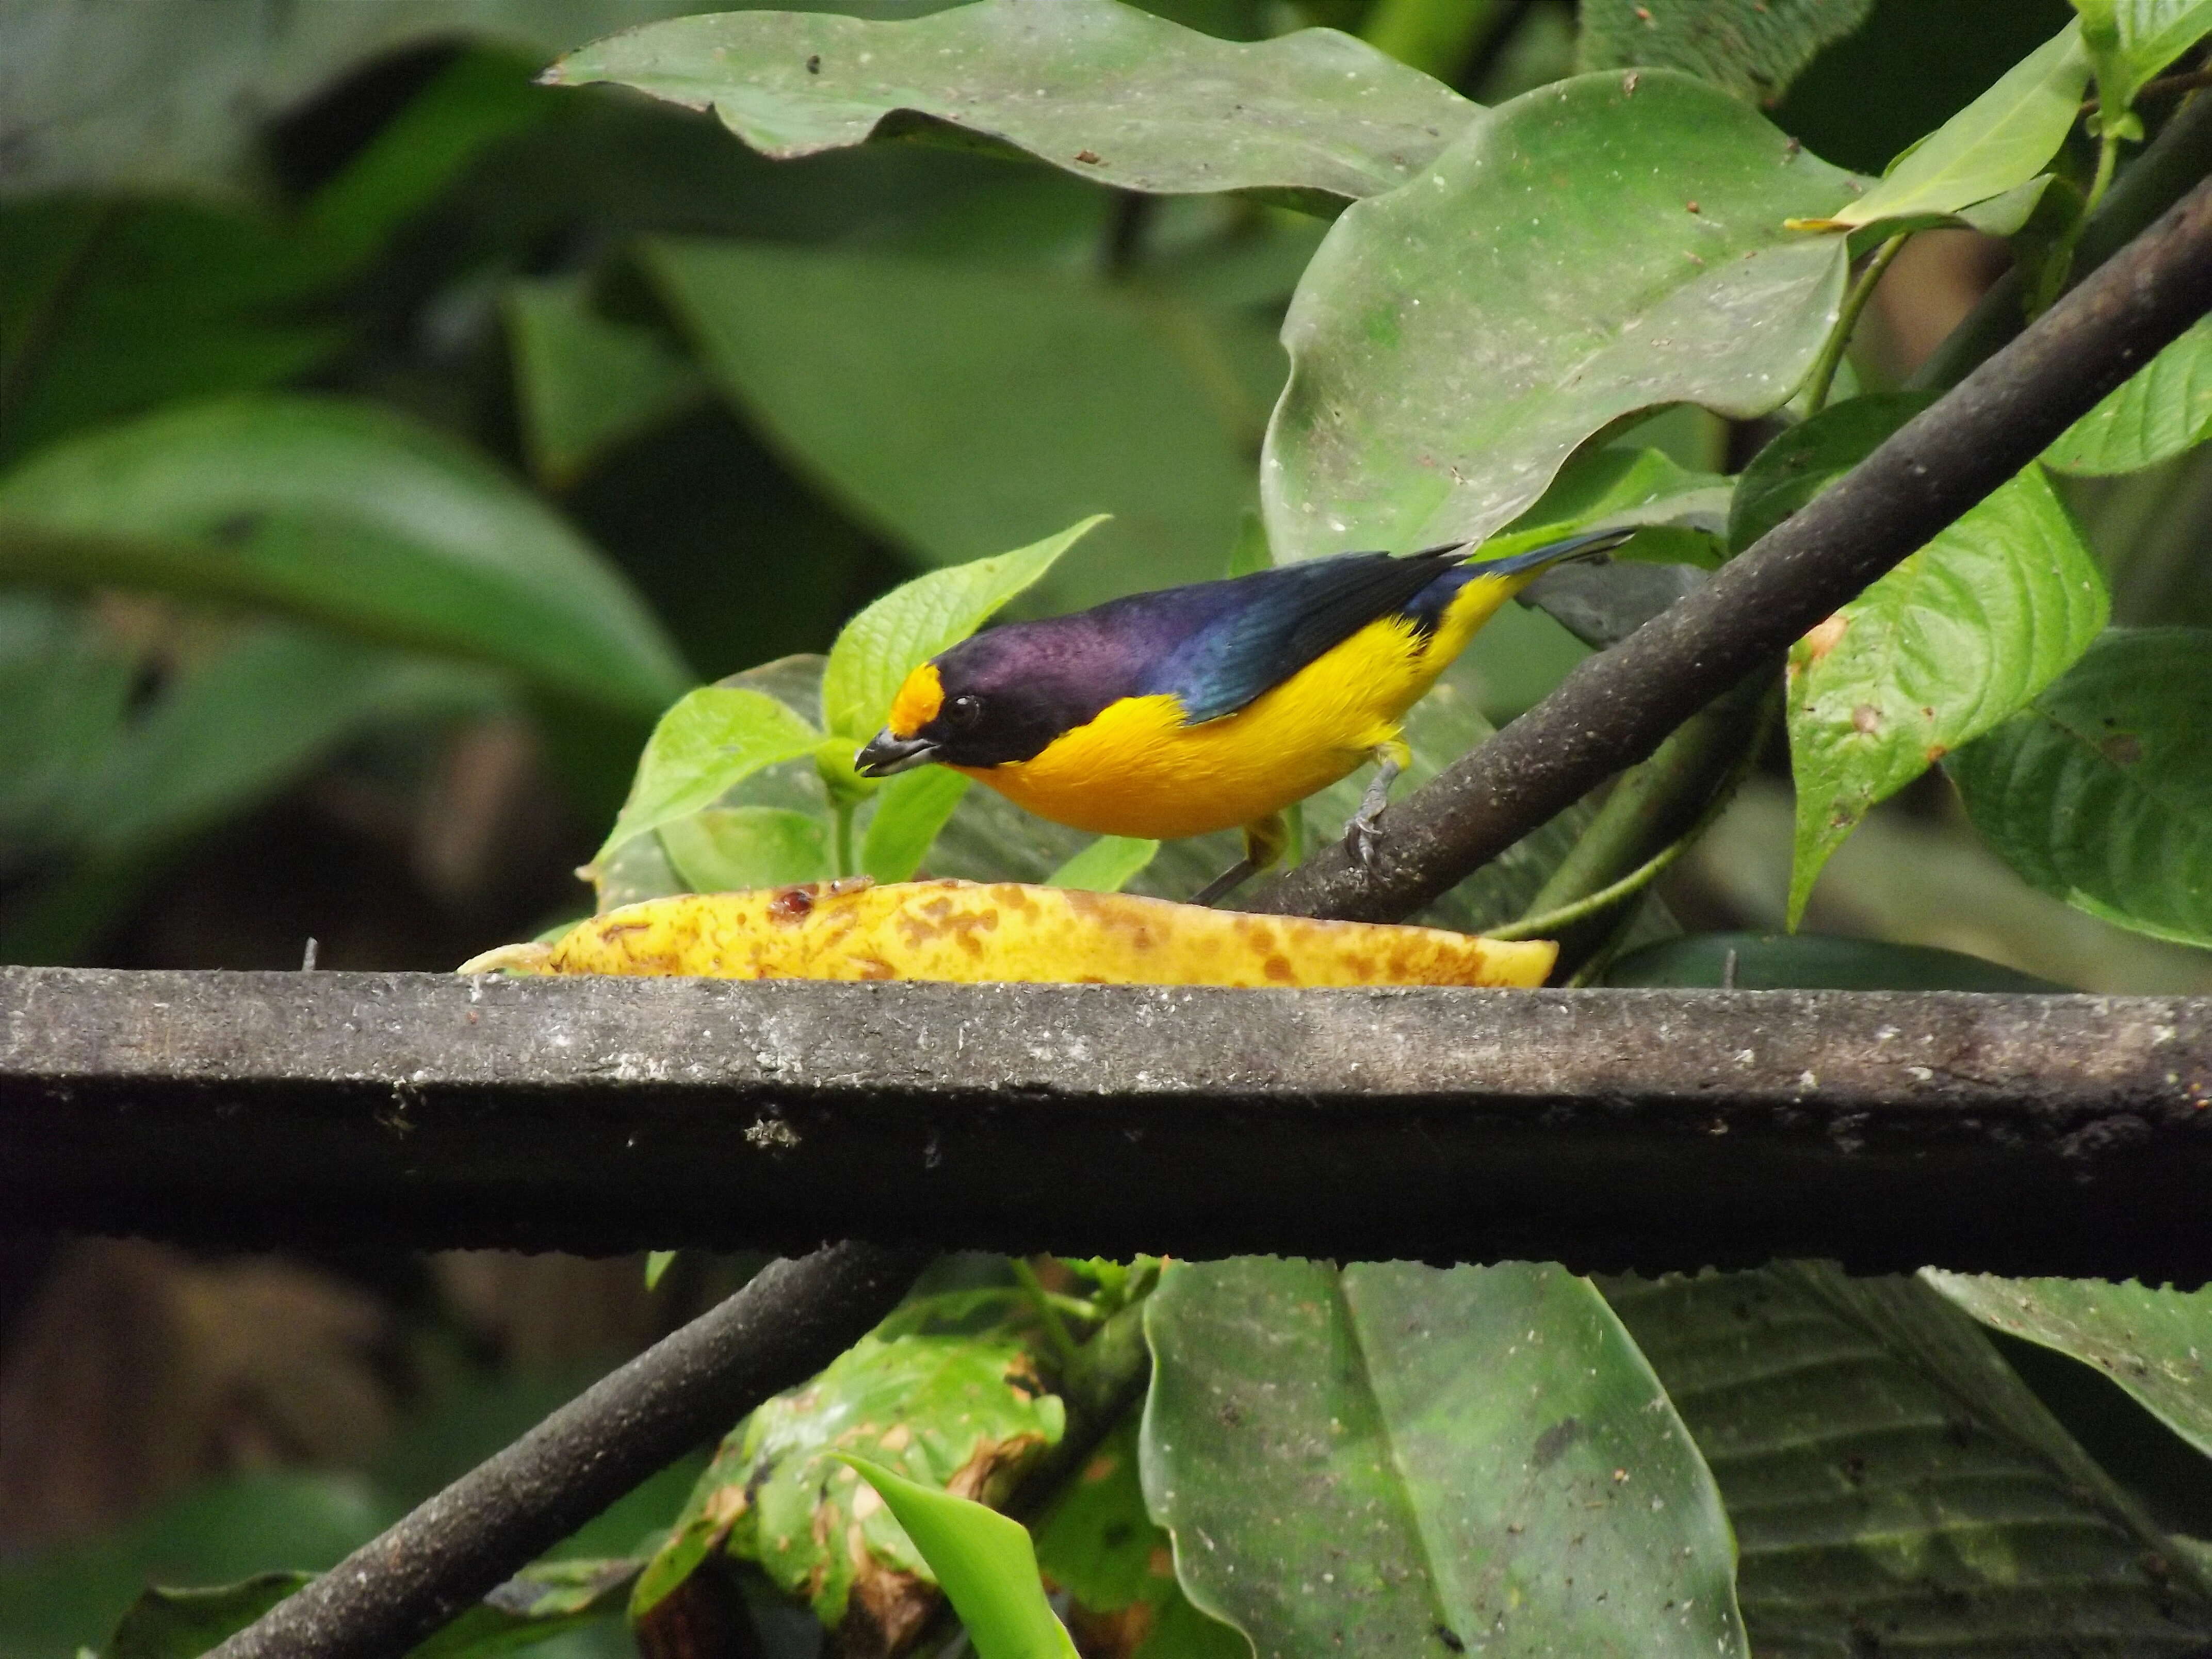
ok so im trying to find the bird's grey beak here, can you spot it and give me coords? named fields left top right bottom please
left=855, top=729, right=940, bottom=778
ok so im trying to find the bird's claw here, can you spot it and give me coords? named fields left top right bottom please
left=1343, top=804, right=1387, bottom=875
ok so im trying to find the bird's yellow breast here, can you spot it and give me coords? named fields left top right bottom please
left=961, top=571, right=1520, bottom=840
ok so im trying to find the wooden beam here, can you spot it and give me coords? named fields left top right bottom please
left=4, top=967, right=2208, bottom=1279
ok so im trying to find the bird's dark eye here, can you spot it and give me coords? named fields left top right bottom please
left=944, top=693, right=984, bottom=730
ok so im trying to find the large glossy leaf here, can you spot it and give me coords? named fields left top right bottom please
left=0, top=0, right=704, bottom=200
left=1604, top=1263, right=2212, bottom=1654
left=2043, top=315, right=2212, bottom=475
left=860, top=767, right=973, bottom=883
left=657, top=805, right=829, bottom=892
left=1264, top=71, right=1855, bottom=560
left=1577, top=0, right=1876, bottom=103
left=502, top=274, right=707, bottom=489
left=593, top=686, right=822, bottom=864
left=1949, top=627, right=2212, bottom=949
left=647, top=239, right=1282, bottom=608
left=821, top=517, right=1106, bottom=742
left=1141, top=1259, right=1746, bottom=1657
left=1926, top=1273, right=2212, bottom=1463
left=634, top=1326, right=1064, bottom=1644
left=0, top=397, right=691, bottom=715
left=1792, top=22, right=2091, bottom=231
left=1046, top=836, right=1160, bottom=892
left=1785, top=466, right=2107, bottom=923
left=551, top=0, right=1477, bottom=205
left=837, top=1456, right=1078, bottom=1659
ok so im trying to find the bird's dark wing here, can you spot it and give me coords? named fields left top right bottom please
left=1140, top=547, right=1466, bottom=725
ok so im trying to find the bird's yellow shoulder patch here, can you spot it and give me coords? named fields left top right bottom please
left=887, top=662, right=944, bottom=737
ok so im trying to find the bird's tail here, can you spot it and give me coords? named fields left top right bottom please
left=1429, top=525, right=1637, bottom=578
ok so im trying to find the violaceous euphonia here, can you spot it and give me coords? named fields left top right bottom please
left=854, top=529, right=1631, bottom=902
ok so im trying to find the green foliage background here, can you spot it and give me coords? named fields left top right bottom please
left=6, top=0, right=2212, bottom=1656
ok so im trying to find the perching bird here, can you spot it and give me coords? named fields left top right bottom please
left=854, top=529, right=1632, bottom=903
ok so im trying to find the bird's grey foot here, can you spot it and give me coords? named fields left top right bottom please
left=1342, top=749, right=1405, bottom=875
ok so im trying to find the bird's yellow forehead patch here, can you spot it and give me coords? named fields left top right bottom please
left=887, top=662, right=945, bottom=737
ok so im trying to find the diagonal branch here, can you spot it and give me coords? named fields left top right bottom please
left=1244, top=173, right=2212, bottom=924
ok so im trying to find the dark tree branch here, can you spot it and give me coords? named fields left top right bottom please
left=7, top=967, right=2212, bottom=1281
left=1243, top=173, right=2212, bottom=924
left=206, top=1239, right=927, bottom=1659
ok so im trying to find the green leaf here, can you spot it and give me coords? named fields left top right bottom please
left=835, top=1456, right=1079, bottom=1659
left=2044, top=314, right=2212, bottom=475
left=503, top=274, right=707, bottom=490
left=643, top=1251, right=677, bottom=1292
left=79, top=626, right=501, bottom=866
left=1141, top=1259, right=1747, bottom=1657
left=1605, top=1263, right=2212, bottom=1652
left=0, top=396, right=691, bottom=717
left=0, top=0, right=690, bottom=200
left=861, top=768, right=974, bottom=884
left=101, top=1573, right=310, bottom=1659
left=657, top=806, right=831, bottom=893
left=0, top=599, right=135, bottom=858
left=1926, top=1273, right=2212, bottom=1461
left=637, top=1330, right=1065, bottom=1634
left=1045, top=837, right=1161, bottom=893
left=1033, top=1417, right=1248, bottom=1659
left=1949, top=627, right=2212, bottom=948
left=2074, top=0, right=2212, bottom=110
left=647, top=236, right=1277, bottom=608
left=1604, top=931, right=2065, bottom=990
left=594, top=687, right=822, bottom=865
left=1264, top=71, right=1856, bottom=560
left=1728, top=392, right=1932, bottom=553
left=0, top=51, right=548, bottom=460
left=1795, top=22, right=2091, bottom=231
left=1223, top=511, right=1273, bottom=578
left=1577, top=0, right=1877, bottom=103
left=1785, top=465, right=2107, bottom=924
left=408, top=1558, right=640, bottom=1657
left=821, top=517, right=1108, bottom=742
left=551, top=0, right=1477, bottom=205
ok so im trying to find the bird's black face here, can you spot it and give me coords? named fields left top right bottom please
left=853, top=628, right=1124, bottom=776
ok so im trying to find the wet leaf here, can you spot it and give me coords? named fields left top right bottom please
left=648, top=236, right=1278, bottom=607
left=1948, top=627, right=2212, bottom=948
left=657, top=806, right=831, bottom=893
left=2043, top=314, right=2212, bottom=476
left=635, top=1329, right=1065, bottom=1651
left=592, top=687, right=822, bottom=866
left=550, top=0, right=1476, bottom=205
left=499, top=879, right=1557, bottom=987
left=1785, top=466, right=2107, bottom=924
left=1791, top=22, right=2091, bottom=231
left=1925, top=1273, right=2212, bottom=1461
left=1605, top=1263, right=2212, bottom=1652
left=1047, top=837, right=1160, bottom=893
left=1577, top=0, right=1876, bottom=103
left=837, top=1456, right=1078, bottom=1659
left=503, top=274, right=706, bottom=489
left=822, top=517, right=1107, bottom=743
left=1265, top=71, right=1855, bottom=560
left=1141, top=1259, right=1746, bottom=1658
left=0, top=396, right=691, bottom=716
